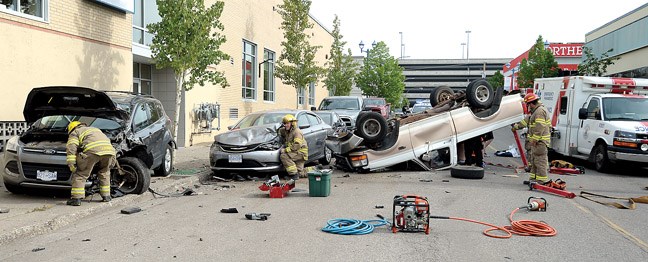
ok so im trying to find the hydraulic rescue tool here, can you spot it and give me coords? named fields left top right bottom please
left=549, top=160, right=585, bottom=175
left=392, top=195, right=430, bottom=234
left=523, top=197, right=547, bottom=211
left=258, top=175, right=295, bottom=198
left=528, top=181, right=575, bottom=198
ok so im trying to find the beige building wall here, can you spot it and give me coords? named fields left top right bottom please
left=181, top=0, right=333, bottom=146
left=0, top=0, right=132, bottom=121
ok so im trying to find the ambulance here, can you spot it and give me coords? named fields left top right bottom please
left=533, top=76, right=648, bottom=172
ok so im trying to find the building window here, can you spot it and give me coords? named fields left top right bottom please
left=242, top=40, right=257, bottom=100
left=308, top=82, right=315, bottom=105
left=132, top=0, right=161, bottom=46
left=0, top=0, right=48, bottom=20
left=297, top=87, right=305, bottom=105
left=133, top=63, right=152, bottom=95
left=263, top=49, right=275, bottom=102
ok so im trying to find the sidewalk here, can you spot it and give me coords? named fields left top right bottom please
left=0, top=143, right=213, bottom=246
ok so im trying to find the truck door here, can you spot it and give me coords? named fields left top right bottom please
left=577, top=97, right=601, bottom=154
left=553, top=90, right=573, bottom=155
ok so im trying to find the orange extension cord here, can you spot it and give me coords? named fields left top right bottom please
left=437, top=207, right=557, bottom=239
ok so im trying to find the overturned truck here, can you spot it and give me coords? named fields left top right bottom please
left=327, top=80, right=524, bottom=172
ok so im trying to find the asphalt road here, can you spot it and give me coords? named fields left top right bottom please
left=1, top=128, right=647, bottom=261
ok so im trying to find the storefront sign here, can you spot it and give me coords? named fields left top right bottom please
left=548, top=44, right=583, bottom=57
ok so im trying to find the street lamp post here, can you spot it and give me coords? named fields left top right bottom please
left=399, top=32, right=404, bottom=59
left=461, top=42, right=466, bottom=59
left=465, top=30, right=471, bottom=82
left=359, top=40, right=377, bottom=56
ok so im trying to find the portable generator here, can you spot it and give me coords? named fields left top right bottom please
left=392, top=195, right=430, bottom=234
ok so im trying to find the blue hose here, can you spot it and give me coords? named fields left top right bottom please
left=322, top=218, right=389, bottom=235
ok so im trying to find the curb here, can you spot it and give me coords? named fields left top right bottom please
left=0, top=170, right=208, bottom=246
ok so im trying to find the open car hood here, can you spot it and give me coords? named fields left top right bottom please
left=214, top=124, right=279, bottom=146
left=23, top=86, right=129, bottom=123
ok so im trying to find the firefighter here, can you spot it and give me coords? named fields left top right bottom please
left=519, top=93, right=551, bottom=183
left=65, top=121, right=116, bottom=206
left=278, top=114, right=308, bottom=181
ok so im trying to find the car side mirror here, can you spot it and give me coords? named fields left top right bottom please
left=578, top=108, right=587, bottom=120
left=310, top=106, right=317, bottom=111
left=299, top=124, right=310, bottom=129
left=227, top=125, right=234, bottom=130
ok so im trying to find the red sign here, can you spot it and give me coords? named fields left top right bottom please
left=548, top=43, right=583, bottom=57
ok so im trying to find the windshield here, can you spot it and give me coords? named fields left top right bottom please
left=412, top=105, right=432, bottom=113
left=32, top=115, right=122, bottom=132
left=603, top=97, right=648, bottom=121
left=319, top=99, right=360, bottom=110
left=235, top=113, right=286, bottom=129
left=363, top=98, right=385, bottom=107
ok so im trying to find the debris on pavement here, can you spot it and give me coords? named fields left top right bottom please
left=220, top=207, right=239, bottom=213
left=0, top=208, right=9, bottom=214
left=502, top=174, right=519, bottom=178
left=442, top=180, right=450, bottom=183
left=121, top=207, right=142, bottom=214
left=32, top=247, right=45, bottom=252
left=82, top=239, right=91, bottom=242
left=245, top=213, right=270, bottom=221
left=419, top=179, right=433, bottom=182
left=375, top=205, right=384, bottom=209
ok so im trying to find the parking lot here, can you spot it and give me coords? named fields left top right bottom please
left=1, top=128, right=647, bottom=261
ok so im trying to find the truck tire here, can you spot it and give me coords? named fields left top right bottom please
left=114, top=157, right=151, bottom=195
left=592, top=144, right=611, bottom=172
left=430, top=86, right=454, bottom=106
left=450, top=165, right=484, bottom=179
left=355, top=112, right=388, bottom=144
left=154, top=144, right=174, bottom=177
left=466, top=80, right=494, bottom=109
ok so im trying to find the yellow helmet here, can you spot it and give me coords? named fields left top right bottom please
left=282, top=114, right=297, bottom=124
left=67, top=121, right=82, bottom=133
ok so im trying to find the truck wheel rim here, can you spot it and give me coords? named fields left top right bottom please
left=325, top=147, right=332, bottom=162
left=475, top=85, right=490, bottom=102
left=363, top=119, right=381, bottom=137
left=439, top=92, right=452, bottom=102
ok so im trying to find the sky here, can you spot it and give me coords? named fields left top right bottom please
left=309, top=0, right=647, bottom=59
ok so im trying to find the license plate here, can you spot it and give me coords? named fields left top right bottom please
left=36, top=170, right=57, bottom=181
left=228, top=154, right=242, bottom=163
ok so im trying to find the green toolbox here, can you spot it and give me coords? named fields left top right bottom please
left=308, top=170, right=331, bottom=197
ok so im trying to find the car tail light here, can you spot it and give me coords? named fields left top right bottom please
left=350, top=154, right=368, bottom=167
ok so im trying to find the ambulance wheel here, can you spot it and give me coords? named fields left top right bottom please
left=430, top=86, right=454, bottom=106
left=450, top=165, right=484, bottom=179
left=355, top=112, right=388, bottom=144
left=466, top=80, right=494, bottom=109
left=114, top=157, right=151, bottom=195
left=592, top=144, right=611, bottom=172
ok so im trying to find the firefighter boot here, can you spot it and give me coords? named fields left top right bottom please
left=102, top=195, right=112, bottom=202
left=66, top=198, right=82, bottom=206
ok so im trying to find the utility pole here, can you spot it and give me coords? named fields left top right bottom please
left=399, top=32, right=404, bottom=59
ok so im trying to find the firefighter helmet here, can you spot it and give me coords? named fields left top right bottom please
left=67, top=121, right=83, bottom=133
left=524, top=93, right=540, bottom=104
left=282, top=114, right=297, bottom=124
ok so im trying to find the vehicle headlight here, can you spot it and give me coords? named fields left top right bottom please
left=614, top=130, right=635, bottom=139
left=5, top=136, right=20, bottom=153
left=257, top=141, right=281, bottom=151
left=210, top=142, right=223, bottom=152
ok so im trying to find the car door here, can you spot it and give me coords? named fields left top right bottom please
left=296, top=113, right=316, bottom=160
left=577, top=97, right=601, bottom=154
left=146, top=101, right=167, bottom=167
left=306, top=113, right=328, bottom=160
left=131, top=102, right=159, bottom=167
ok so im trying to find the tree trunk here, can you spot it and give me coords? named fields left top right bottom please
left=172, top=71, right=186, bottom=164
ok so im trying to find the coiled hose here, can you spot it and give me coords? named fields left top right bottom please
left=322, top=218, right=389, bottom=235
left=433, top=207, right=557, bottom=238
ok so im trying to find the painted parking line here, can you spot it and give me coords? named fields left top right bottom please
left=571, top=200, right=648, bottom=253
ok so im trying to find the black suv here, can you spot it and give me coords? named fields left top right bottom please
left=1, top=87, right=175, bottom=195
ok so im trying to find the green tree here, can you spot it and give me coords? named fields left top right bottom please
left=487, top=71, right=504, bottom=90
left=517, top=35, right=559, bottom=89
left=148, top=0, right=229, bottom=148
left=578, top=46, right=620, bottom=76
left=324, top=15, right=358, bottom=96
left=355, top=41, right=406, bottom=107
left=276, top=0, right=324, bottom=108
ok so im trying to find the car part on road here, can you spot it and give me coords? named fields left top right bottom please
left=120, top=207, right=142, bottom=214
left=0, top=208, right=10, bottom=214
left=220, top=208, right=239, bottom=213
left=392, top=195, right=430, bottom=234
left=450, top=166, right=484, bottom=179
left=245, top=213, right=271, bottom=221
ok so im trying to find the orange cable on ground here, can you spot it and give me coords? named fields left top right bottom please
left=442, top=207, right=557, bottom=239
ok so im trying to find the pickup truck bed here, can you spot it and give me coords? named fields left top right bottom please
left=327, top=91, right=524, bottom=172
